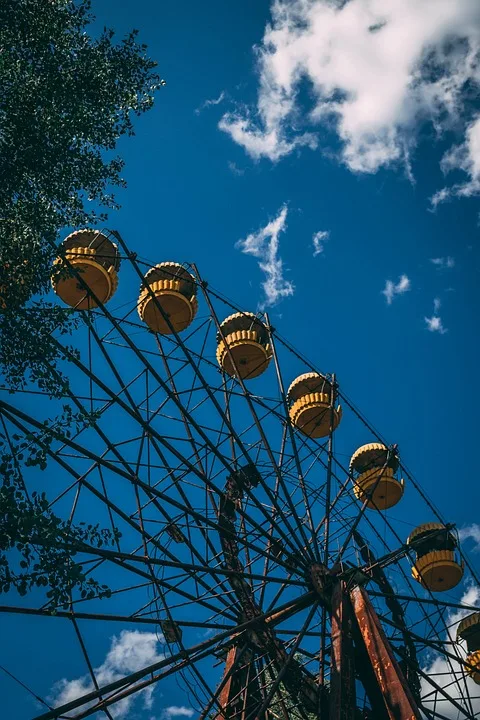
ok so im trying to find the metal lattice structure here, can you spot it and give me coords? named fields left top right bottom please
left=1, top=228, right=480, bottom=719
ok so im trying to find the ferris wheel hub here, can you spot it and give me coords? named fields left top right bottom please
left=309, top=562, right=330, bottom=598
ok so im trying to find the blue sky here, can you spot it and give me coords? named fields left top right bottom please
left=100, top=0, right=480, bottom=517
left=2, top=1, right=480, bottom=718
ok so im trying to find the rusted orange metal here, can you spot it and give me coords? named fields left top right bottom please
left=215, top=644, right=263, bottom=720
left=266, top=591, right=316, bottom=627
left=350, top=585, right=421, bottom=720
left=330, top=582, right=355, bottom=720
left=215, top=645, right=239, bottom=719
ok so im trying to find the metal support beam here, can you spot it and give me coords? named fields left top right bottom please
left=330, top=582, right=355, bottom=720
left=350, top=586, right=421, bottom=720
left=214, top=645, right=262, bottom=720
left=32, top=591, right=314, bottom=720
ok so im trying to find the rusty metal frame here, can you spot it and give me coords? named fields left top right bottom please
left=350, top=585, right=422, bottom=720
left=0, top=231, right=477, bottom=720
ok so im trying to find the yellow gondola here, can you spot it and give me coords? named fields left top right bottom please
left=457, top=613, right=480, bottom=684
left=138, top=262, right=198, bottom=334
left=407, top=523, right=463, bottom=592
left=216, top=312, right=271, bottom=380
left=286, top=372, right=341, bottom=438
left=52, top=229, right=120, bottom=309
left=350, top=442, right=404, bottom=510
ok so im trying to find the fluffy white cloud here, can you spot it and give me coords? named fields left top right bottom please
left=382, top=274, right=410, bottom=304
left=430, top=256, right=455, bottom=269
left=219, top=112, right=317, bottom=162
left=50, top=630, right=165, bottom=718
left=421, top=585, right=480, bottom=718
left=161, top=707, right=194, bottom=718
left=425, top=315, right=447, bottom=333
left=312, top=230, right=329, bottom=256
left=236, top=205, right=294, bottom=308
left=425, top=297, right=447, bottom=333
left=219, top=0, right=480, bottom=185
left=459, top=524, right=480, bottom=552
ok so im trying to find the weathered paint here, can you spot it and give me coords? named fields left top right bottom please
left=330, top=582, right=355, bottom=720
left=350, top=585, right=422, bottom=720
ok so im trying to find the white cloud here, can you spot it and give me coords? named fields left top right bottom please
left=312, top=230, right=329, bottom=256
left=382, top=274, right=411, bottom=304
left=425, top=297, right=447, bottom=333
left=459, top=524, right=480, bottom=552
left=219, top=0, right=480, bottom=186
left=236, top=205, right=295, bottom=308
left=432, top=115, right=480, bottom=204
left=425, top=315, right=447, bottom=334
left=421, top=585, right=480, bottom=718
left=50, top=630, right=165, bottom=718
left=195, top=91, right=226, bottom=115
left=430, top=256, right=455, bottom=269
left=219, top=109, right=317, bottom=162
left=161, top=707, right=194, bottom=719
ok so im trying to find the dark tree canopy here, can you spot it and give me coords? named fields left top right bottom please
left=0, top=0, right=161, bottom=385
left=0, top=0, right=161, bottom=605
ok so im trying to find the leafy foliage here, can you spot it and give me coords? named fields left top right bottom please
left=0, top=304, right=80, bottom=395
left=0, top=0, right=161, bottom=386
left=0, top=484, right=117, bottom=607
left=0, top=0, right=157, bottom=603
left=0, top=411, right=120, bottom=608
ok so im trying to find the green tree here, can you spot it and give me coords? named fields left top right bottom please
left=0, top=0, right=161, bottom=604
left=0, top=0, right=162, bottom=389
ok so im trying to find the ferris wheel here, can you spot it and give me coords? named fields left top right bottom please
left=1, top=227, right=479, bottom=720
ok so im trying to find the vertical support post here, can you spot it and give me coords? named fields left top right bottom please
left=215, top=645, right=262, bottom=720
left=350, top=585, right=422, bottom=720
left=216, top=645, right=242, bottom=720
left=330, top=582, right=355, bottom=720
